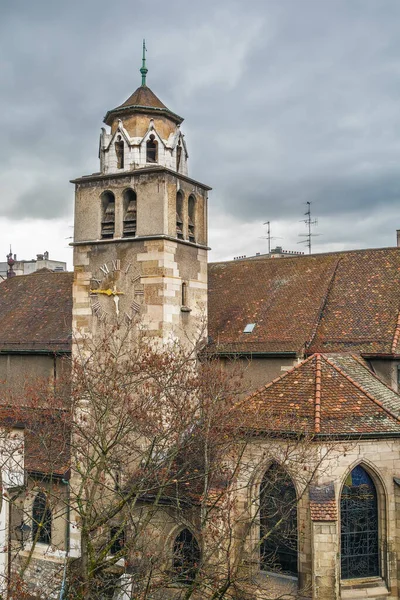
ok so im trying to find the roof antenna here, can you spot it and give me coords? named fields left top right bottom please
left=298, top=201, right=320, bottom=254
left=6, top=245, right=16, bottom=278
left=140, top=39, right=148, bottom=87
left=260, top=221, right=282, bottom=254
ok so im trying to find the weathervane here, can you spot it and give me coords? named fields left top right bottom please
left=140, top=39, right=148, bottom=86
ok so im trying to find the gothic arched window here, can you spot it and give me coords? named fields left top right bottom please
left=176, top=191, right=184, bottom=240
left=341, top=465, right=379, bottom=579
left=101, top=191, right=115, bottom=239
left=146, top=134, right=157, bottom=163
left=115, top=135, right=124, bottom=169
left=176, top=142, right=182, bottom=172
left=32, top=492, right=52, bottom=545
left=173, top=528, right=201, bottom=584
left=188, top=195, right=196, bottom=243
left=123, top=188, right=137, bottom=237
left=260, top=463, right=298, bottom=575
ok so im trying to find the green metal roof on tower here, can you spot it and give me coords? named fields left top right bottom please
left=103, top=41, right=183, bottom=126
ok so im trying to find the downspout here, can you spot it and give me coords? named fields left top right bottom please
left=59, top=477, right=70, bottom=600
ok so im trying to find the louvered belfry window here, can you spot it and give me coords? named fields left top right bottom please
left=101, top=191, right=115, bottom=239
left=176, top=191, right=184, bottom=240
left=188, top=195, right=196, bottom=243
left=123, top=189, right=137, bottom=237
left=32, top=492, right=52, bottom=545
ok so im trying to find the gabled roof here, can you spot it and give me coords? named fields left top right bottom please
left=0, top=271, right=73, bottom=352
left=208, top=248, right=400, bottom=356
left=103, top=85, right=183, bottom=126
left=239, top=353, right=400, bottom=436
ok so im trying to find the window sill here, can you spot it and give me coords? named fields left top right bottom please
left=341, top=577, right=389, bottom=598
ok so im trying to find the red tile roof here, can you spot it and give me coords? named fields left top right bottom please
left=208, top=248, right=400, bottom=356
left=0, top=271, right=72, bottom=352
left=309, top=483, right=337, bottom=521
left=103, top=85, right=183, bottom=126
left=238, top=353, right=400, bottom=436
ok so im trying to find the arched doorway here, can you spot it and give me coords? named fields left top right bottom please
left=260, top=463, right=298, bottom=575
left=341, top=465, right=379, bottom=579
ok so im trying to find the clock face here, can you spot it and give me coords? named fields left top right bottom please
left=89, top=259, right=144, bottom=324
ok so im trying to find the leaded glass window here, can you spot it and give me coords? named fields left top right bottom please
left=32, top=491, right=52, bottom=545
left=173, top=528, right=200, bottom=584
left=260, top=464, right=298, bottom=575
left=341, top=465, right=379, bottom=579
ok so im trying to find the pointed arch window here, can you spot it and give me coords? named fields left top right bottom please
left=115, top=135, right=124, bottom=169
left=101, top=191, right=115, bottom=239
left=146, top=135, right=158, bottom=163
left=32, top=492, right=52, bottom=545
left=341, top=465, right=379, bottom=579
left=173, top=528, right=200, bottom=584
left=176, top=142, right=182, bottom=172
left=123, top=189, right=137, bottom=237
left=176, top=191, right=184, bottom=240
left=260, top=463, right=298, bottom=575
left=188, top=195, right=196, bottom=243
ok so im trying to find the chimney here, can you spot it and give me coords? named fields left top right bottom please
left=397, top=230, right=400, bottom=248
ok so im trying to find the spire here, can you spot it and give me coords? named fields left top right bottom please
left=140, top=39, right=148, bottom=86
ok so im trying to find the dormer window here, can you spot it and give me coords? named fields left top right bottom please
left=115, top=136, right=124, bottom=169
left=123, top=189, right=137, bottom=237
left=188, top=195, right=196, bottom=243
left=176, top=191, right=184, bottom=240
left=146, top=134, right=157, bottom=163
left=101, top=191, right=115, bottom=239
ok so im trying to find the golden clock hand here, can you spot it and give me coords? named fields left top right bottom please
left=90, top=288, right=125, bottom=296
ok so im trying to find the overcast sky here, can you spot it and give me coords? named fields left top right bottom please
left=1, top=0, right=400, bottom=268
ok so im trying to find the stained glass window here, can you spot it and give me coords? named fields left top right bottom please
left=341, top=465, right=379, bottom=579
left=260, top=464, right=298, bottom=575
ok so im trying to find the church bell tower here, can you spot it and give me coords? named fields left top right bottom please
left=71, top=43, right=210, bottom=346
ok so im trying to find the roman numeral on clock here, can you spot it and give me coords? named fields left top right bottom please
left=99, top=263, right=109, bottom=276
left=131, top=300, right=141, bottom=314
left=112, top=259, right=120, bottom=272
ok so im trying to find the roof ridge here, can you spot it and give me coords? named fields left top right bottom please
left=305, top=257, right=342, bottom=353
left=241, top=354, right=317, bottom=404
left=392, top=309, right=400, bottom=354
left=321, top=355, right=400, bottom=423
left=315, top=354, right=322, bottom=433
left=349, top=353, right=400, bottom=396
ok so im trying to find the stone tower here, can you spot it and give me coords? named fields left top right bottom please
left=71, top=47, right=210, bottom=347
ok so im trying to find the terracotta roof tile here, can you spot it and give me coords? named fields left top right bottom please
left=208, top=248, right=400, bottom=356
left=0, top=271, right=72, bottom=352
left=239, top=353, right=400, bottom=436
left=104, top=85, right=183, bottom=125
left=309, top=482, right=337, bottom=521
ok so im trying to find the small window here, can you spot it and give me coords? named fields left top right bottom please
left=146, top=134, right=158, bottom=163
left=110, top=526, right=125, bottom=556
left=176, top=191, right=184, bottom=240
left=176, top=142, right=182, bottom=172
left=243, top=323, right=256, bottom=333
left=115, top=135, right=124, bottom=169
left=101, top=191, right=115, bottom=239
left=173, top=528, right=200, bottom=584
left=123, top=189, right=137, bottom=238
left=188, top=195, right=196, bottom=243
left=181, top=282, right=187, bottom=306
left=32, top=492, right=52, bottom=545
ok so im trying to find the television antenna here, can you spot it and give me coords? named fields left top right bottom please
left=260, top=221, right=282, bottom=254
left=298, top=202, right=320, bottom=254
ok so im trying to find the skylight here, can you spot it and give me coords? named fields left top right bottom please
left=243, top=323, right=256, bottom=334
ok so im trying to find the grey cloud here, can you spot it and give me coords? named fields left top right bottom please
left=2, top=0, right=400, bottom=256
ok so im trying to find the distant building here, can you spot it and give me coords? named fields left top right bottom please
left=234, top=246, right=305, bottom=261
left=0, top=250, right=67, bottom=280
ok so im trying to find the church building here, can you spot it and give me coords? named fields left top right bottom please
left=1, top=49, right=400, bottom=600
